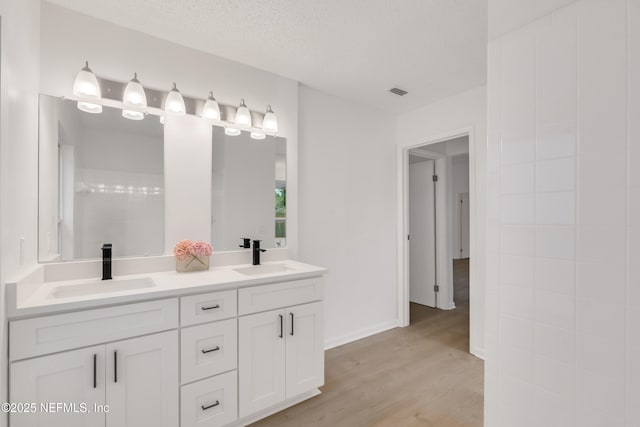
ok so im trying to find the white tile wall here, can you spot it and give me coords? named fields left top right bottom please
left=486, top=0, right=637, bottom=425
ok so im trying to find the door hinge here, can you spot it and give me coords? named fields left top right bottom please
left=434, top=285, right=439, bottom=292
left=432, top=175, right=438, bottom=182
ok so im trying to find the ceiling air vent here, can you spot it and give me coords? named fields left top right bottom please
left=389, top=87, right=408, bottom=96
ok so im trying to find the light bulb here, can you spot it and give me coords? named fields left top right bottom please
left=73, top=61, right=101, bottom=100
left=123, top=73, right=147, bottom=108
left=225, top=127, right=241, bottom=136
left=202, top=91, right=221, bottom=122
left=164, top=82, right=186, bottom=115
left=77, top=101, right=102, bottom=114
left=250, top=132, right=266, bottom=140
left=262, top=105, right=278, bottom=132
left=234, top=99, right=252, bottom=127
left=122, top=110, right=144, bottom=120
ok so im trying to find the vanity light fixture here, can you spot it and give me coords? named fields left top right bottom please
left=225, top=127, right=241, bottom=136
left=250, top=132, right=266, bottom=140
left=73, top=61, right=102, bottom=114
left=164, top=82, right=186, bottom=115
left=234, top=99, right=252, bottom=127
left=262, top=105, right=278, bottom=133
left=122, top=73, right=147, bottom=120
left=202, top=91, right=221, bottom=122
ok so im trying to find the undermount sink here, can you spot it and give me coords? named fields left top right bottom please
left=50, top=277, right=156, bottom=299
left=234, top=264, right=291, bottom=276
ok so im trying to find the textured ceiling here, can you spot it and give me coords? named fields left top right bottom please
left=45, top=0, right=488, bottom=114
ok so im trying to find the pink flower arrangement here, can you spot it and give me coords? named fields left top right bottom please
left=193, top=240, right=213, bottom=257
left=174, top=239, right=213, bottom=272
left=173, top=240, right=194, bottom=261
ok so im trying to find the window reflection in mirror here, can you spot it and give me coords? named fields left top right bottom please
left=211, top=127, right=286, bottom=251
left=38, top=95, right=164, bottom=262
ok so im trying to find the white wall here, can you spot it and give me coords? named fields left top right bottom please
left=298, top=86, right=397, bottom=348
left=0, top=0, right=41, bottom=424
left=39, top=2, right=300, bottom=257
left=486, top=0, right=639, bottom=425
left=396, top=86, right=487, bottom=358
left=488, top=0, right=578, bottom=39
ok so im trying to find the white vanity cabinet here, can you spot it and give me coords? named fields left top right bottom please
left=238, top=278, right=324, bottom=418
left=8, top=272, right=325, bottom=427
left=9, top=299, right=179, bottom=427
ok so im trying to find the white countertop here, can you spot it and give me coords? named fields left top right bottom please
left=7, top=260, right=327, bottom=319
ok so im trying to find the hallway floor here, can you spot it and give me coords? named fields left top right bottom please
left=251, top=259, right=484, bottom=427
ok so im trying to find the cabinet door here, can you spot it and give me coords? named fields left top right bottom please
left=285, top=301, right=324, bottom=398
left=106, top=330, right=178, bottom=427
left=10, top=345, right=106, bottom=427
left=238, top=309, right=286, bottom=417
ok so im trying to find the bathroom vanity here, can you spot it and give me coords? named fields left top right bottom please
left=7, top=260, right=326, bottom=427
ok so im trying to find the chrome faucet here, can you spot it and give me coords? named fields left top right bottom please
left=101, top=243, right=112, bottom=280
left=252, top=240, right=267, bottom=265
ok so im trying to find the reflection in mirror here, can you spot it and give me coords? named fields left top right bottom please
left=211, top=128, right=286, bottom=251
left=38, top=95, right=164, bottom=262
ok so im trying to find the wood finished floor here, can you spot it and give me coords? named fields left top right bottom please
left=251, top=259, right=484, bottom=427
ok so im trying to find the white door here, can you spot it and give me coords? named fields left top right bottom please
left=459, top=192, right=470, bottom=259
left=285, top=302, right=324, bottom=398
left=238, top=309, right=286, bottom=417
left=106, top=331, right=178, bottom=427
left=10, top=345, right=106, bottom=427
left=409, top=159, right=437, bottom=307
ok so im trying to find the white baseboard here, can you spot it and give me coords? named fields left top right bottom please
left=324, top=319, right=399, bottom=350
left=470, top=346, right=485, bottom=360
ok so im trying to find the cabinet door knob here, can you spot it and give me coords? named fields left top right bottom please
left=201, top=346, right=220, bottom=354
left=201, top=400, right=220, bottom=411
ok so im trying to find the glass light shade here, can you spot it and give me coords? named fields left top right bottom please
left=262, top=105, right=278, bottom=132
left=77, top=101, right=102, bottom=114
left=122, top=109, right=144, bottom=120
left=164, top=82, right=186, bottom=115
left=202, top=91, right=221, bottom=122
left=225, top=127, right=241, bottom=136
left=123, top=73, right=147, bottom=108
left=250, top=132, right=266, bottom=140
left=73, top=61, right=101, bottom=100
left=234, top=99, right=252, bottom=127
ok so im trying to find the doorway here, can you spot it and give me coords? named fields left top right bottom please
left=400, top=132, right=474, bottom=351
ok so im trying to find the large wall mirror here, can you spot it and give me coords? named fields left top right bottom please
left=39, top=94, right=288, bottom=263
left=38, top=95, right=165, bottom=262
left=211, top=128, right=286, bottom=251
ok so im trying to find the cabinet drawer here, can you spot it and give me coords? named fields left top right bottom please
left=238, top=278, right=323, bottom=315
left=181, top=371, right=238, bottom=427
left=181, top=319, right=237, bottom=384
left=181, top=290, right=237, bottom=326
left=10, top=298, right=178, bottom=361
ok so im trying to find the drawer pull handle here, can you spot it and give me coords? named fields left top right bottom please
left=201, top=346, right=220, bottom=354
left=201, top=304, right=220, bottom=311
left=201, top=400, right=220, bottom=411
left=93, top=354, right=97, bottom=389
